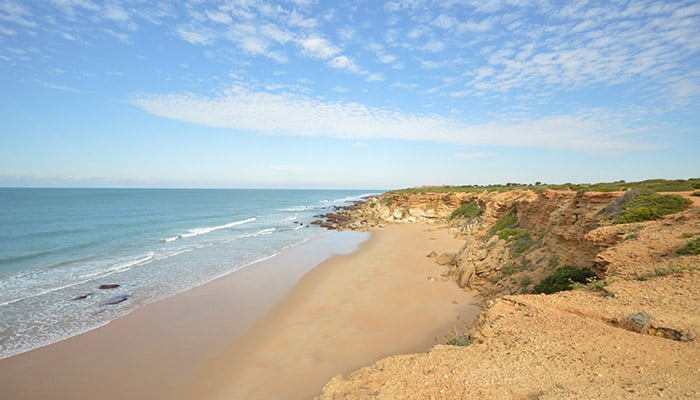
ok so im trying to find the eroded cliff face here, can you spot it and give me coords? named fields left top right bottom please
left=317, top=191, right=700, bottom=400
left=336, top=189, right=625, bottom=297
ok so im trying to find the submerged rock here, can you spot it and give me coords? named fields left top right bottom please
left=106, top=294, right=129, bottom=305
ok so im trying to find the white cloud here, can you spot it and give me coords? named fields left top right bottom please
left=33, top=79, right=80, bottom=93
left=423, top=40, right=445, bottom=52
left=177, top=27, right=212, bottom=45
left=131, top=88, right=656, bottom=155
left=366, top=72, right=385, bottom=82
left=377, top=53, right=396, bottom=64
left=206, top=10, right=232, bottom=24
left=433, top=14, right=457, bottom=30
left=328, top=55, right=358, bottom=72
left=103, top=4, right=129, bottom=22
left=51, top=0, right=99, bottom=12
left=457, top=20, right=493, bottom=33
left=288, top=9, right=317, bottom=28
left=299, top=36, right=340, bottom=59
left=0, top=1, right=37, bottom=27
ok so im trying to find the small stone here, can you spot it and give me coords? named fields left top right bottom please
left=436, top=252, right=456, bottom=265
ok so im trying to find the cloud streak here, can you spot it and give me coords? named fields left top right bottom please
left=132, top=88, right=656, bottom=155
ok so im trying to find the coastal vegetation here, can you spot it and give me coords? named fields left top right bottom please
left=532, top=265, right=597, bottom=294
left=677, top=237, right=700, bottom=256
left=389, top=177, right=700, bottom=195
left=603, top=190, right=693, bottom=224
left=449, top=201, right=482, bottom=220
left=444, top=330, right=473, bottom=346
left=488, top=208, right=517, bottom=236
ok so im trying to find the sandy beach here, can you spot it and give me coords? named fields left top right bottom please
left=0, top=224, right=479, bottom=400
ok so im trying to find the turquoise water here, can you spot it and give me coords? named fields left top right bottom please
left=0, top=188, right=378, bottom=359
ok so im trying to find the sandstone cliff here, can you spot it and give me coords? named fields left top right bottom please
left=317, top=188, right=700, bottom=399
left=326, top=189, right=628, bottom=297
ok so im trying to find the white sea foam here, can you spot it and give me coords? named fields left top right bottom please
left=324, top=192, right=383, bottom=204
left=232, top=228, right=276, bottom=240
left=164, top=217, right=257, bottom=242
left=0, top=252, right=155, bottom=308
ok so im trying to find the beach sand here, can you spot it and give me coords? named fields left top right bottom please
left=0, top=224, right=479, bottom=400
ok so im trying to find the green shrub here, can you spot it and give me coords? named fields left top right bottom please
left=445, top=331, right=472, bottom=346
left=450, top=201, right=483, bottom=220
left=533, top=265, right=597, bottom=294
left=497, top=228, right=528, bottom=241
left=489, top=208, right=517, bottom=236
left=615, top=206, right=661, bottom=223
left=677, top=238, right=700, bottom=255
left=612, top=192, right=692, bottom=224
left=692, top=191, right=700, bottom=197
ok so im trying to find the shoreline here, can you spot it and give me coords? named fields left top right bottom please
left=0, top=233, right=347, bottom=362
left=0, top=230, right=370, bottom=399
left=0, top=223, right=479, bottom=400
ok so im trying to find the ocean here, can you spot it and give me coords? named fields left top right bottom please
left=0, top=188, right=378, bottom=359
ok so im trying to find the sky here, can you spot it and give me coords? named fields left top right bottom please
left=0, top=0, right=698, bottom=189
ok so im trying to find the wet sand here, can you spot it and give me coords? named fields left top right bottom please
left=0, top=224, right=479, bottom=400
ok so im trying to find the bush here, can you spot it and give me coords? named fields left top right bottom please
left=612, top=191, right=692, bottom=224
left=533, top=265, right=597, bottom=294
left=450, top=201, right=482, bottom=220
left=677, top=238, right=700, bottom=255
left=445, top=331, right=472, bottom=346
left=615, top=206, right=662, bottom=223
left=489, top=208, right=517, bottom=236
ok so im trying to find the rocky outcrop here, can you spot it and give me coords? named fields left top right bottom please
left=328, top=189, right=628, bottom=297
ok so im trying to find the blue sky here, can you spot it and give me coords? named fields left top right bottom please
left=1, top=0, right=698, bottom=189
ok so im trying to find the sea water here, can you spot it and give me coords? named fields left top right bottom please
left=0, top=188, right=378, bottom=359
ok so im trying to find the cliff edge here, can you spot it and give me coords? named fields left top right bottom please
left=317, top=186, right=700, bottom=399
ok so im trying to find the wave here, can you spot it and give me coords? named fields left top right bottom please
left=163, top=217, right=257, bottom=242
left=324, top=192, right=383, bottom=204
left=233, top=228, right=276, bottom=240
left=280, top=205, right=327, bottom=212
left=0, top=253, right=155, bottom=308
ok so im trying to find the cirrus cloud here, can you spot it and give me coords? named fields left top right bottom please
left=131, top=88, right=657, bottom=155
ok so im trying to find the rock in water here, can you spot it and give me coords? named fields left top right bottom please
left=73, top=293, right=93, bottom=300
left=106, top=294, right=129, bottom=305
left=99, top=284, right=120, bottom=290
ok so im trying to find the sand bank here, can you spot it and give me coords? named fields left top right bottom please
left=0, top=224, right=479, bottom=400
